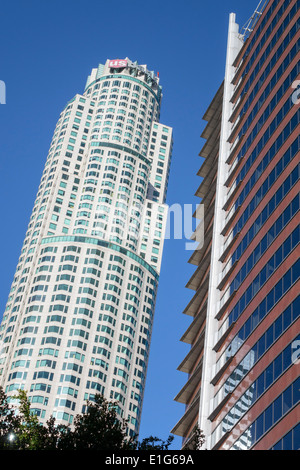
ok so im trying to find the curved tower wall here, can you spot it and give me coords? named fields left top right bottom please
left=0, top=58, right=173, bottom=436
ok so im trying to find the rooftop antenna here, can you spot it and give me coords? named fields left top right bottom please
left=238, top=0, right=268, bottom=41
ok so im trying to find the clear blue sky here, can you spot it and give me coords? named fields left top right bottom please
left=0, top=0, right=261, bottom=449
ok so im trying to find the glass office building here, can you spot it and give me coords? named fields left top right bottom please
left=0, top=58, right=173, bottom=436
left=172, top=0, right=299, bottom=450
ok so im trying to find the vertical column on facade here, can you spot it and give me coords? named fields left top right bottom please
left=197, top=14, right=243, bottom=448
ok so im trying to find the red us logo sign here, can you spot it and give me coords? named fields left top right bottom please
left=109, top=59, right=128, bottom=69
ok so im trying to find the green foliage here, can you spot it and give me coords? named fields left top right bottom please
left=190, top=425, right=205, bottom=450
left=0, top=386, right=20, bottom=449
left=14, top=389, right=43, bottom=450
left=136, top=435, right=174, bottom=450
left=62, top=394, right=136, bottom=451
left=0, top=387, right=177, bottom=451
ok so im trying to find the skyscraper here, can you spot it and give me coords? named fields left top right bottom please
left=0, top=58, right=173, bottom=437
left=172, top=0, right=299, bottom=450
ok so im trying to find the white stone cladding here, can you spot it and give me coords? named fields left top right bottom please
left=0, top=58, right=173, bottom=437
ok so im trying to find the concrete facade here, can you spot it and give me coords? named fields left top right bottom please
left=173, top=0, right=300, bottom=450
